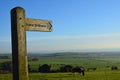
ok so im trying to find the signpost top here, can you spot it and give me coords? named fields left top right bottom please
left=11, top=6, right=52, bottom=32
left=11, top=7, right=25, bottom=14
left=11, top=6, right=25, bottom=10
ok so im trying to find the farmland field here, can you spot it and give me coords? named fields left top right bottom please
left=28, top=52, right=120, bottom=71
left=0, top=52, right=120, bottom=80
left=1, top=70, right=120, bottom=80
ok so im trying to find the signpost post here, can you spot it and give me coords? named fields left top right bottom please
left=11, top=7, right=52, bottom=80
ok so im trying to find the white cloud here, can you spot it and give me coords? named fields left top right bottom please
left=27, top=33, right=120, bottom=41
left=1, top=33, right=120, bottom=53
left=27, top=33, right=120, bottom=52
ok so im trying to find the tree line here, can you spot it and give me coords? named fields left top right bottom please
left=0, top=61, right=119, bottom=74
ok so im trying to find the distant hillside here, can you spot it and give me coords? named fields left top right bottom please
left=1, top=52, right=120, bottom=58
left=28, top=52, right=120, bottom=58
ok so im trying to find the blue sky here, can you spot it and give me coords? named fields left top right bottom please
left=1, top=0, right=120, bottom=53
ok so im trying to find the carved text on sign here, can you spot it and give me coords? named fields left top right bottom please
left=25, top=18, right=52, bottom=31
left=26, top=23, right=46, bottom=27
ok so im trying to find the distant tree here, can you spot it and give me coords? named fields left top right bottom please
left=38, top=64, right=51, bottom=73
left=111, top=66, right=118, bottom=70
left=0, top=56, right=9, bottom=59
left=60, top=65, right=73, bottom=72
left=1, top=61, right=12, bottom=72
left=28, top=64, right=31, bottom=72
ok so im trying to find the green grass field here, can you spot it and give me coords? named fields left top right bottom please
left=28, top=56, right=120, bottom=71
left=0, top=53, right=120, bottom=80
left=1, top=70, right=120, bottom=80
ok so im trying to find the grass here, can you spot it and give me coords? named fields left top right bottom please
left=0, top=59, right=11, bottom=69
left=1, top=70, right=120, bottom=80
left=28, top=57, right=120, bottom=71
left=29, top=70, right=120, bottom=80
left=1, top=54, right=120, bottom=80
left=0, top=74, right=12, bottom=80
left=0, top=59, right=11, bottom=63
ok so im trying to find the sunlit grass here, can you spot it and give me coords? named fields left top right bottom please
left=1, top=70, right=120, bottom=80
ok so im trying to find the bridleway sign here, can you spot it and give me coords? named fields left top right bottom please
left=25, top=18, right=52, bottom=32
left=11, top=7, right=52, bottom=80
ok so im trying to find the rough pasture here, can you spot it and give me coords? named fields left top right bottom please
left=0, top=70, right=120, bottom=80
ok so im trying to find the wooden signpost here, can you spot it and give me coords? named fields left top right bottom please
left=11, top=7, right=52, bottom=80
